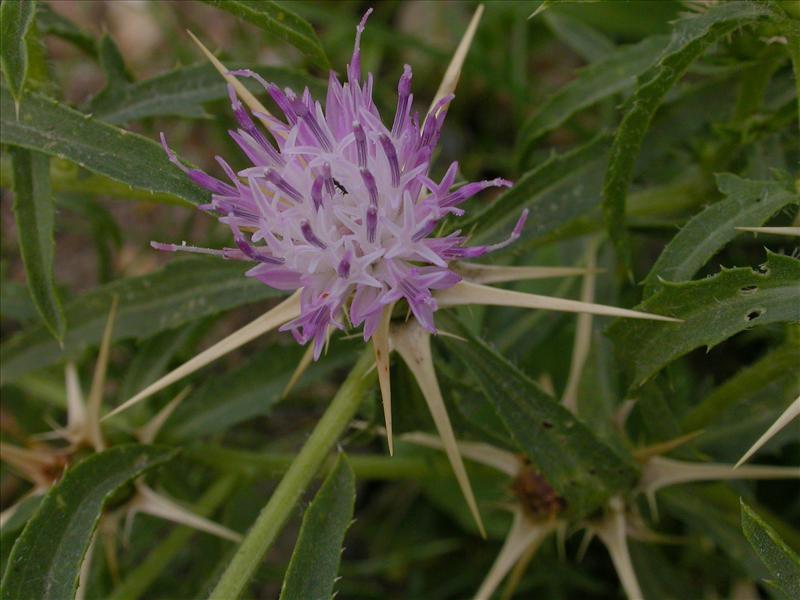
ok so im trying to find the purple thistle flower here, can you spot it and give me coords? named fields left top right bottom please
left=158, top=9, right=522, bottom=359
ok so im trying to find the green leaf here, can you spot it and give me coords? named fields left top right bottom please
left=86, top=33, right=133, bottom=114
left=542, top=12, right=615, bottom=64
left=0, top=84, right=207, bottom=206
left=460, top=132, right=611, bottom=244
left=279, top=454, right=355, bottom=600
left=91, top=62, right=324, bottom=125
left=609, top=252, right=800, bottom=388
left=0, top=0, right=35, bottom=104
left=201, top=0, right=330, bottom=71
left=0, top=257, right=282, bottom=383
left=661, top=486, right=771, bottom=580
left=518, top=35, right=667, bottom=164
left=682, top=340, right=800, bottom=431
left=741, top=499, right=800, bottom=599
left=117, top=324, right=203, bottom=408
left=0, top=444, right=176, bottom=600
left=9, top=147, right=64, bottom=341
left=0, top=495, right=42, bottom=545
left=162, top=343, right=298, bottom=441
left=35, top=3, right=96, bottom=57
left=163, top=340, right=356, bottom=441
left=602, top=1, right=772, bottom=271
left=438, top=314, right=638, bottom=519
left=643, top=174, right=800, bottom=296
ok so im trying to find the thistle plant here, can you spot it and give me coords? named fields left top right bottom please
left=1, top=2, right=799, bottom=600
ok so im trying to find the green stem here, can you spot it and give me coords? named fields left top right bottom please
left=208, top=349, right=376, bottom=600
left=109, top=475, right=238, bottom=600
left=185, top=444, right=445, bottom=481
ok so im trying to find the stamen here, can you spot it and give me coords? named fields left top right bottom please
left=379, top=134, right=400, bottom=187
left=392, top=65, right=413, bottom=137
left=322, top=162, right=336, bottom=196
left=160, top=133, right=232, bottom=195
left=353, top=121, right=367, bottom=168
left=226, top=86, right=284, bottom=166
left=151, top=241, right=244, bottom=261
left=413, top=219, right=437, bottom=241
left=263, top=168, right=302, bottom=202
left=266, top=84, right=298, bottom=124
left=360, top=167, right=379, bottom=206
left=366, top=205, right=378, bottom=243
left=232, top=226, right=285, bottom=264
left=338, top=250, right=352, bottom=278
left=293, top=100, right=333, bottom=152
left=301, top=221, right=327, bottom=249
left=348, top=8, right=374, bottom=84
left=311, top=176, right=324, bottom=211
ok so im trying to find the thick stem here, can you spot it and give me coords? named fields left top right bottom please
left=208, top=349, right=376, bottom=600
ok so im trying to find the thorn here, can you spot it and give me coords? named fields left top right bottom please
left=735, top=396, right=800, bottom=468
left=105, top=291, right=301, bottom=420
left=735, top=226, right=800, bottom=236
left=633, top=430, right=704, bottom=462
left=392, top=321, right=486, bottom=537
left=131, top=484, right=243, bottom=542
left=282, top=334, right=320, bottom=399
left=86, top=295, right=119, bottom=452
left=136, top=386, right=192, bottom=444
left=427, top=4, right=484, bottom=119
left=436, top=281, right=682, bottom=323
left=373, top=306, right=394, bottom=455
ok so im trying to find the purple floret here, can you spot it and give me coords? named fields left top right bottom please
left=157, top=9, right=523, bottom=358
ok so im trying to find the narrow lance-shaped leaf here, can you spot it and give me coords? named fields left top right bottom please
left=90, top=62, right=324, bottom=125
left=602, top=1, right=772, bottom=271
left=682, top=340, right=800, bottom=431
left=279, top=454, right=356, bottom=600
left=0, top=0, right=36, bottom=106
left=0, top=257, right=283, bottom=384
left=0, top=84, right=207, bottom=206
left=34, top=3, right=97, bottom=58
left=0, top=445, right=177, bottom=600
left=517, top=35, right=667, bottom=166
left=741, top=500, right=800, bottom=599
left=438, top=314, right=639, bottom=519
left=609, top=252, right=800, bottom=388
left=457, top=132, right=611, bottom=243
left=643, top=174, right=799, bottom=296
left=200, top=0, right=330, bottom=70
left=9, top=147, right=64, bottom=341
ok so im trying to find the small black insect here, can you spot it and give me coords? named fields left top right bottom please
left=333, top=178, right=348, bottom=195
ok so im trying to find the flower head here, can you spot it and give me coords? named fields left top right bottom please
left=158, top=9, right=523, bottom=358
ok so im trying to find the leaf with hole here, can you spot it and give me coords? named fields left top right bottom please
left=643, top=174, right=799, bottom=296
left=609, top=252, right=800, bottom=388
left=602, top=1, right=773, bottom=271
